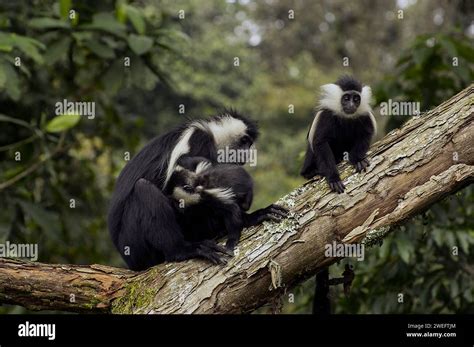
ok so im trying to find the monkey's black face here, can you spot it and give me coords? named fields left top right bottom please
left=168, top=170, right=204, bottom=206
left=210, top=111, right=259, bottom=165
left=341, top=92, right=361, bottom=115
left=234, top=134, right=254, bottom=165
left=239, top=134, right=253, bottom=150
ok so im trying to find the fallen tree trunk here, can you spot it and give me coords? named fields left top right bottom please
left=0, top=85, right=473, bottom=314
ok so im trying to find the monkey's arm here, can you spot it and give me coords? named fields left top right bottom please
left=300, top=111, right=345, bottom=193
left=349, top=117, right=375, bottom=172
left=314, top=142, right=345, bottom=193
left=222, top=204, right=245, bottom=251
left=243, top=204, right=288, bottom=228
left=223, top=204, right=288, bottom=251
left=349, top=137, right=371, bottom=172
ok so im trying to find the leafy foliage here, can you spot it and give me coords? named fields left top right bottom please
left=375, top=33, right=474, bottom=132
left=0, top=0, right=183, bottom=284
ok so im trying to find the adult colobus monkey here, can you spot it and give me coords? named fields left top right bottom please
left=166, top=161, right=288, bottom=252
left=301, top=76, right=376, bottom=193
left=108, top=110, right=259, bottom=270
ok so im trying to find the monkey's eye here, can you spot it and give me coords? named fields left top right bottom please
left=353, top=95, right=360, bottom=103
left=343, top=95, right=351, bottom=101
left=182, top=185, right=193, bottom=193
left=240, top=135, right=252, bottom=146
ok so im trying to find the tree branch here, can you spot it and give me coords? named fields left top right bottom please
left=0, top=85, right=473, bottom=314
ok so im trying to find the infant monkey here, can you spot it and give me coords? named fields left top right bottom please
left=166, top=160, right=288, bottom=252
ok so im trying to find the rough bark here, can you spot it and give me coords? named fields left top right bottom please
left=0, top=85, right=472, bottom=314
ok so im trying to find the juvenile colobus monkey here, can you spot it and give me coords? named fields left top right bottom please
left=301, top=76, right=376, bottom=193
left=166, top=161, right=288, bottom=252
left=108, top=110, right=259, bottom=270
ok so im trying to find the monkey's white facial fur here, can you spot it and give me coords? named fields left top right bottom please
left=208, top=115, right=248, bottom=150
left=172, top=186, right=201, bottom=205
left=319, top=83, right=372, bottom=117
left=172, top=185, right=235, bottom=206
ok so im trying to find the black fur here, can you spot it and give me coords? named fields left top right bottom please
left=168, top=162, right=288, bottom=251
left=335, top=75, right=362, bottom=92
left=108, top=111, right=259, bottom=270
left=301, top=77, right=375, bottom=193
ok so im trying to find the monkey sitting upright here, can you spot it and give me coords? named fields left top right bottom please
left=301, top=76, right=376, bottom=193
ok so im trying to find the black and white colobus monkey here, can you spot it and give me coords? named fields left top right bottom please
left=108, top=110, right=259, bottom=270
left=165, top=161, right=288, bottom=251
left=301, top=76, right=376, bottom=193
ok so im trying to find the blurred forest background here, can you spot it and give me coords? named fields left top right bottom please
left=0, top=0, right=473, bottom=314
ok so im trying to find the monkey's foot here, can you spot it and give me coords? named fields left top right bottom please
left=225, top=239, right=238, bottom=252
left=328, top=180, right=345, bottom=194
left=354, top=158, right=370, bottom=173
left=195, top=240, right=233, bottom=264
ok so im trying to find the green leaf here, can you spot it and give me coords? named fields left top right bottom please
left=130, top=57, right=158, bottom=90
left=413, top=46, right=431, bottom=67
left=450, top=280, right=459, bottom=298
left=125, top=5, right=146, bottom=35
left=395, top=235, right=411, bottom=264
left=445, top=232, right=456, bottom=248
left=0, top=62, right=6, bottom=89
left=463, top=288, right=473, bottom=301
left=60, top=0, right=72, bottom=20
left=85, top=39, right=116, bottom=59
left=17, top=200, right=61, bottom=235
left=116, top=1, right=127, bottom=23
left=81, top=12, right=126, bottom=39
left=452, top=38, right=474, bottom=62
left=456, top=232, right=471, bottom=254
left=0, top=43, right=13, bottom=52
left=44, top=36, right=72, bottom=65
left=438, top=36, right=458, bottom=57
left=45, top=114, right=81, bottom=133
left=128, top=34, right=153, bottom=55
left=1, top=63, right=21, bottom=100
left=28, top=17, right=70, bottom=30
left=432, top=228, right=444, bottom=247
left=101, top=60, right=124, bottom=95
left=10, top=34, right=45, bottom=64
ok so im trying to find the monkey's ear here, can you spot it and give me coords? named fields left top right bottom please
left=319, top=83, right=343, bottom=113
left=359, top=86, right=373, bottom=114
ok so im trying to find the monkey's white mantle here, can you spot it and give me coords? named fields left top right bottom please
left=0, top=85, right=473, bottom=313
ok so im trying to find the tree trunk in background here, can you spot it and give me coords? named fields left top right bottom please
left=0, top=85, right=472, bottom=314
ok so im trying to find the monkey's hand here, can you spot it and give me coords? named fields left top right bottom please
left=244, top=204, right=289, bottom=227
left=353, top=158, right=370, bottom=173
left=327, top=179, right=345, bottom=194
